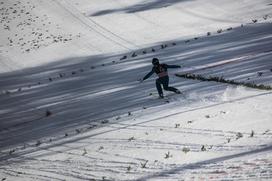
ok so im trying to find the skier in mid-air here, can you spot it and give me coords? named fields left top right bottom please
left=140, top=58, right=181, bottom=98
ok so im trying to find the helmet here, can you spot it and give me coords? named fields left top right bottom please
left=152, top=58, right=159, bottom=65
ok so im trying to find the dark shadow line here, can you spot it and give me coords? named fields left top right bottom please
left=91, top=0, right=192, bottom=16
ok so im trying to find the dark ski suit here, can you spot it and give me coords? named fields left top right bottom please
left=143, top=63, right=181, bottom=96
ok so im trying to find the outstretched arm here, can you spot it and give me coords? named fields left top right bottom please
left=166, top=64, right=181, bottom=68
left=143, top=68, right=155, bottom=81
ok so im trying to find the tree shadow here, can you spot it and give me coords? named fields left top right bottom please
left=91, top=0, right=192, bottom=16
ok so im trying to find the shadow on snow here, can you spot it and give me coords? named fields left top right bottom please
left=91, top=0, right=193, bottom=16
left=0, top=23, right=272, bottom=164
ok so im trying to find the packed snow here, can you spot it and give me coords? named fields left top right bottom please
left=0, top=0, right=272, bottom=180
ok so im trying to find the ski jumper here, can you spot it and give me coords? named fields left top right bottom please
left=143, top=64, right=180, bottom=96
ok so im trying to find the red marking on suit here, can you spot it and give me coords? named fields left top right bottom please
left=157, top=65, right=168, bottom=78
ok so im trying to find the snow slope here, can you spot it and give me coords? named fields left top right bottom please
left=0, top=0, right=272, bottom=72
left=1, top=0, right=272, bottom=180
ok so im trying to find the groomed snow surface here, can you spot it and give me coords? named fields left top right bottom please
left=1, top=0, right=272, bottom=180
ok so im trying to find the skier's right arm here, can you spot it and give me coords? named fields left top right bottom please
left=143, top=68, right=155, bottom=81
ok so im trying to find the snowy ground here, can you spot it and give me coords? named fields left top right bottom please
left=1, top=0, right=272, bottom=181
left=1, top=0, right=272, bottom=72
